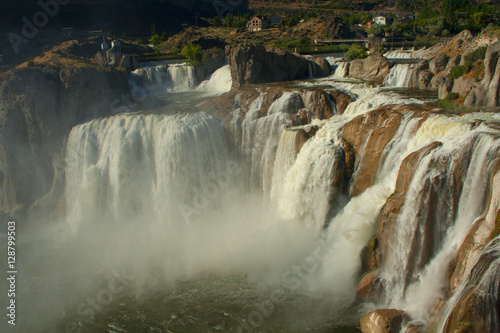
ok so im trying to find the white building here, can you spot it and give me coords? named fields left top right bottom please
left=373, top=16, right=389, bottom=25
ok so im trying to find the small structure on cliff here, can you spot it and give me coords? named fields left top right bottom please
left=247, top=16, right=270, bottom=32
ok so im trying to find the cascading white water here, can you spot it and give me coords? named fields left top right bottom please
left=273, top=119, right=346, bottom=230
left=383, top=64, right=414, bottom=87
left=325, top=57, right=349, bottom=78
left=304, top=112, right=423, bottom=299
left=128, top=63, right=196, bottom=93
left=384, top=50, right=415, bottom=59
left=239, top=92, right=302, bottom=195
left=65, top=112, right=230, bottom=232
left=197, top=64, right=233, bottom=93
left=379, top=115, right=500, bottom=322
left=438, top=234, right=500, bottom=333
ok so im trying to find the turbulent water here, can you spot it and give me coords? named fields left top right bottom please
left=7, top=58, right=500, bottom=333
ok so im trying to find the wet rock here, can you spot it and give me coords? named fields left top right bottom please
left=360, top=308, right=410, bottom=333
left=311, top=57, right=332, bottom=77
left=361, top=238, right=381, bottom=272
left=342, top=107, right=404, bottom=197
left=447, top=165, right=500, bottom=295
left=299, top=89, right=335, bottom=119
left=377, top=141, right=442, bottom=266
left=356, top=269, right=382, bottom=302
left=349, top=53, right=393, bottom=83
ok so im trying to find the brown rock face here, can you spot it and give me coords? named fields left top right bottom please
left=299, top=89, right=335, bottom=119
left=349, top=53, right=393, bottom=83
left=438, top=77, right=454, bottom=99
left=441, top=236, right=500, bottom=333
left=227, top=43, right=312, bottom=87
left=326, top=17, right=368, bottom=40
left=341, top=107, right=404, bottom=197
left=409, top=60, right=430, bottom=89
left=0, top=66, right=129, bottom=218
left=356, top=269, right=382, bottom=302
left=465, top=42, right=500, bottom=107
left=376, top=142, right=442, bottom=268
left=447, top=165, right=500, bottom=296
left=429, top=53, right=450, bottom=75
left=360, top=309, right=410, bottom=333
left=311, top=57, right=332, bottom=77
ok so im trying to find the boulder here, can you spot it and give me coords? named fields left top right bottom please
left=349, top=53, right=393, bottom=83
left=360, top=309, right=410, bottom=333
left=356, top=269, right=382, bottom=302
left=299, top=89, right=335, bottom=119
left=418, top=70, right=434, bottom=89
left=429, top=53, right=450, bottom=75
left=227, top=43, right=312, bottom=87
left=311, top=57, right=332, bottom=77
left=438, top=77, right=454, bottom=100
left=328, top=89, right=354, bottom=115
left=409, top=60, right=429, bottom=88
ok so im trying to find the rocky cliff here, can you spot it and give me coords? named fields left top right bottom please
left=0, top=65, right=128, bottom=222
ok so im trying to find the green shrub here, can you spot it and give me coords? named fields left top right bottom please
left=450, top=65, right=466, bottom=79
left=26, top=57, right=34, bottom=67
left=344, top=44, right=368, bottom=61
left=437, top=92, right=460, bottom=109
left=182, top=43, right=203, bottom=65
left=151, top=34, right=161, bottom=46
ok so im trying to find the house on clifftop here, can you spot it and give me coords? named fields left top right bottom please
left=247, top=16, right=270, bottom=32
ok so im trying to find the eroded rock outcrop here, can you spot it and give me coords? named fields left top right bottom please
left=341, top=106, right=404, bottom=197
left=465, top=42, right=500, bottom=107
left=349, top=53, right=393, bottom=84
left=0, top=66, right=129, bottom=220
left=226, top=43, right=313, bottom=87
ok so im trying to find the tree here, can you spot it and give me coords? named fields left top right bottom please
left=182, top=44, right=203, bottom=65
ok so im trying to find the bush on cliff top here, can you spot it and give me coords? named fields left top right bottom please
left=344, top=44, right=368, bottom=61
left=182, top=43, right=203, bottom=65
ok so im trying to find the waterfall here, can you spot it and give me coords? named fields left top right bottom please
left=65, top=112, right=230, bottom=232
left=239, top=92, right=302, bottom=195
left=383, top=64, right=414, bottom=87
left=325, top=57, right=349, bottom=78
left=439, top=235, right=500, bottom=333
left=271, top=129, right=301, bottom=203
left=305, top=112, right=423, bottom=299
left=384, top=50, right=415, bottom=59
left=273, top=119, right=346, bottom=229
left=380, top=115, right=500, bottom=322
left=198, top=65, right=233, bottom=94
left=128, top=63, right=196, bottom=94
